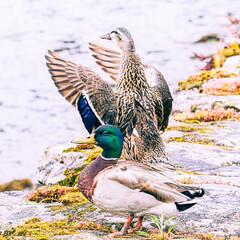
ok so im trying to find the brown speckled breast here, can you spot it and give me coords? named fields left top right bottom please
left=78, top=156, right=118, bottom=202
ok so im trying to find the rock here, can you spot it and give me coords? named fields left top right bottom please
left=2, top=52, right=240, bottom=240
left=0, top=181, right=239, bottom=239
left=37, top=144, right=93, bottom=185
left=172, top=91, right=240, bottom=114
left=221, top=55, right=240, bottom=74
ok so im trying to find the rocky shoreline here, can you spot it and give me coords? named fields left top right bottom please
left=1, top=54, right=240, bottom=239
left=1, top=92, right=239, bottom=239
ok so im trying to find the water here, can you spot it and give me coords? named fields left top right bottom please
left=0, top=0, right=239, bottom=184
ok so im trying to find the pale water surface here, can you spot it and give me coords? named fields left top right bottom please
left=0, top=0, right=239, bottom=184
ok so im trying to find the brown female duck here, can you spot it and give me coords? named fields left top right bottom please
left=45, top=28, right=173, bottom=169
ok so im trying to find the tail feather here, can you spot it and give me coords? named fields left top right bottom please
left=175, top=202, right=197, bottom=212
left=175, top=188, right=205, bottom=212
left=181, top=189, right=205, bottom=199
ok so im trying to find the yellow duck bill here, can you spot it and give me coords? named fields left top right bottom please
left=71, top=134, right=96, bottom=144
left=100, top=33, right=111, bottom=40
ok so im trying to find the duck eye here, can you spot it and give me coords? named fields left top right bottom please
left=103, top=131, right=109, bottom=136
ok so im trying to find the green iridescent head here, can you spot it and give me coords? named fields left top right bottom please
left=72, top=125, right=123, bottom=159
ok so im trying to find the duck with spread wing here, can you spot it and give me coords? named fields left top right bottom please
left=45, top=27, right=173, bottom=169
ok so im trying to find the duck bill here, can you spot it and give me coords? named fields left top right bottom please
left=71, top=134, right=95, bottom=144
left=100, top=33, right=111, bottom=40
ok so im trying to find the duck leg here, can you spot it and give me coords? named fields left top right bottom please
left=128, top=216, right=143, bottom=233
left=106, top=216, right=134, bottom=237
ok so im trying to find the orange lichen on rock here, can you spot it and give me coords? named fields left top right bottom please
left=63, top=144, right=95, bottom=152
left=173, top=107, right=240, bottom=122
left=178, top=70, right=231, bottom=91
left=198, top=42, right=240, bottom=70
left=26, top=186, right=79, bottom=203
left=201, top=77, right=240, bottom=95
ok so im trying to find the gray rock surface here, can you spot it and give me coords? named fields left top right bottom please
left=0, top=182, right=239, bottom=239
left=37, top=144, right=92, bottom=185
left=1, top=57, right=240, bottom=239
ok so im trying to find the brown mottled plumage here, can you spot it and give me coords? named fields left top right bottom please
left=98, top=27, right=173, bottom=167
left=89, top=42, right=173, bottom=132
left=45, top=27, right=174, bottom=170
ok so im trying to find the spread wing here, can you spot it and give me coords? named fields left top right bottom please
left=98, top=161, right=203, bottom=203
left=45, top=50, right=117, bottom=133
left=89, top=43, right=121, bottom=81
left=89, top=43, right=173, bottom=132
left=144, top=65, right=173, bottom=132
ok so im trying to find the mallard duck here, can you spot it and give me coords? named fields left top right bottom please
left=45, top=28, right=173, bottom=169
left=72, top=125, right=205, bottom=237
left=91, top=27, right=173, bottom=164
left=89, top=29, right=172, bottom=133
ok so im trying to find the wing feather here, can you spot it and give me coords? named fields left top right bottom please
left=89, top=42, right=121, bottom=82
left=45, top=50, right=117, bottom=133
left=89, top=42, right=120, bottom=56
left=100, top=161, right=198, bottom=203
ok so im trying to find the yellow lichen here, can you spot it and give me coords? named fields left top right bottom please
left=27, top=186, right=80, bottom=204
left=166, top=125, right=213, bottom=133
left=0, top=179, right=33, bottom=192
left=173, top=107, right=240, bottom=122
left=57, top=148, right=102, bottom=187
left=59, top=191, right=89, bottom=205
left=63, top=144, right=95, bottom=152
left=2, top=217, right=113, bottom=238
left=213, top=42, right=240, bottom=69
left=178, top=70, right=233, bottom=91
left=166, top=134, right=217, bottom=146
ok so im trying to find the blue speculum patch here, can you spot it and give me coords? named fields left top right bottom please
left=77, top=94, right=101, bottom=133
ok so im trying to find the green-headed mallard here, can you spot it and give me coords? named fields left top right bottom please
left=72, top=125, right=205, bottom=237
left=45, top=28, right=173, bottom=169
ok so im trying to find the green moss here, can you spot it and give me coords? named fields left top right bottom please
left=27, top=186, right=80, bottom=204
left=2, top=217, right=113, bottom=238
left=0, top=179, right=33, bottom=192
left=166, top=134, right=217, bottom=146
left=224, top=105, right=240, bottom=112
left=178, top=70, right=232, bottom=91
left=63, top=144, right=95, bottom=153
left=191, top=105, right=199, bottom=113
left=194, top=34, right=220, bottom=43
left=59, top=191, right=89, bottom=205
left=57, top=148, right=102, bottom=187
left=166, top=125, right=213, bottom=134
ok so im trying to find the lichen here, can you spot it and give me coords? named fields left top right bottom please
left=59, top=191, right=89, bottom=205
left=166, top=133, right=217, bottom=146
left=201, top=77, right=240, bottom=95
left=26, top=186, right=81, bottom=204
left=173, top=107, right=240, bottom=122
left=195, top=41, right=240, bottom=71
left=166, top=125, right=213, bottom=133
left=63, top=144, right=95, bottom=152
left=57, top=148, right=102, bottom=187
left=0, top=179, right=33, bottom=192
left=176, top=177, right=238, bottom=188
left=178, top=70, right=232, bottom=91
left=2, top=217, right=113, bottom=238
left=137, top=227, right=240, bottom=239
